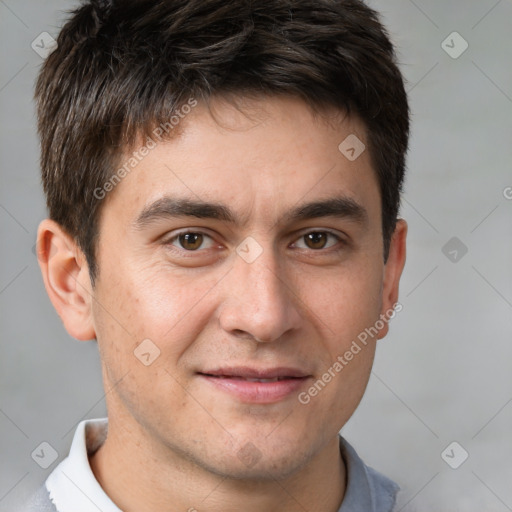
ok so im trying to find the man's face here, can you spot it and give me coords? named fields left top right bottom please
left=89, top=95, right=401, bottom=479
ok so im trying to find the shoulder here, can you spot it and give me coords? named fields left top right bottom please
left=18, top=483, right=58, bottom=512
left=339, top=436, right=400, bottom=512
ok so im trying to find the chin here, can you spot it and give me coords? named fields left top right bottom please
left=205, top=448, right=309, bottom=482
left=197, top=429, right=316, bottom=482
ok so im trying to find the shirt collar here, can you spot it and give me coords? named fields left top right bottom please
left=46, top=418, right=398, bottom=512
left=46, top=418, right=121, bottom=512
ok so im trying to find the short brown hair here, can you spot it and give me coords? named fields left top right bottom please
left=35, top=0, right=410, bottom=284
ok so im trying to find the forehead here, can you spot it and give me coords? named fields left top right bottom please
left=103, top=95, right=381, bottom=230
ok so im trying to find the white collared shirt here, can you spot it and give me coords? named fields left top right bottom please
left=46, top=418, right=121, bottom=512
left=23, top=417, right=399, bottom=511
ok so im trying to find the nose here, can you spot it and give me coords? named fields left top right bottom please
left=217, top=242, right=303, bottom=344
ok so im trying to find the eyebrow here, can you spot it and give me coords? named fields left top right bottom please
left=133, top=195, right=369, bottom=230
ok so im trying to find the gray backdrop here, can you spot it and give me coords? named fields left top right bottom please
left=1, top=1, right=511, bottom=510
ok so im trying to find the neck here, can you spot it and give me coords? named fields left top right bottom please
left=89, top=416, right=346, bottom=512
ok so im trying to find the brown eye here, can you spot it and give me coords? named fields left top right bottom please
left=165, top=230, right=217, bottom=254
left=172, top=233, right=203, bottom=251
left=304, top=232, right=329, bottom=250
left=293, top=231, right=342, bottom=251
left=178, top=232, right=204, bottom=250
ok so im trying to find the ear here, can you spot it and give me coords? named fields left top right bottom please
left=377, top=218, right=407, bottom=340
left=36, top=219, right=96, bottom=341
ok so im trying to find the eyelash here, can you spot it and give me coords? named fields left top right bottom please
left=163, top=229, right=346, bottom=255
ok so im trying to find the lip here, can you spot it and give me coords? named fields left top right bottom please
left=197, top=366, right=312, bottom=404
left=201, top=366, right=310, bottom=379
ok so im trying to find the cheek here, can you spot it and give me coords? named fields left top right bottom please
left=91, top=260, right=209, bottom=423
left=305, top=257, right=383, bottom=350
left=94, top=257, right=223, bottom=365
left=300, top=278, right=379, bottom=426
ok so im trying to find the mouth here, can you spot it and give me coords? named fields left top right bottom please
left=208, top=376, right=294, bottom=382
left=197, top=366, right=312, bottom=403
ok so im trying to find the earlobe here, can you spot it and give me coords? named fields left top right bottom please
left=36, top=219, right=96, bottom=341
left=377, top=218, right=407, bottom=340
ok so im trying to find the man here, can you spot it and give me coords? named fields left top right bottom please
left=25, top=0, right=409, bottom=510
